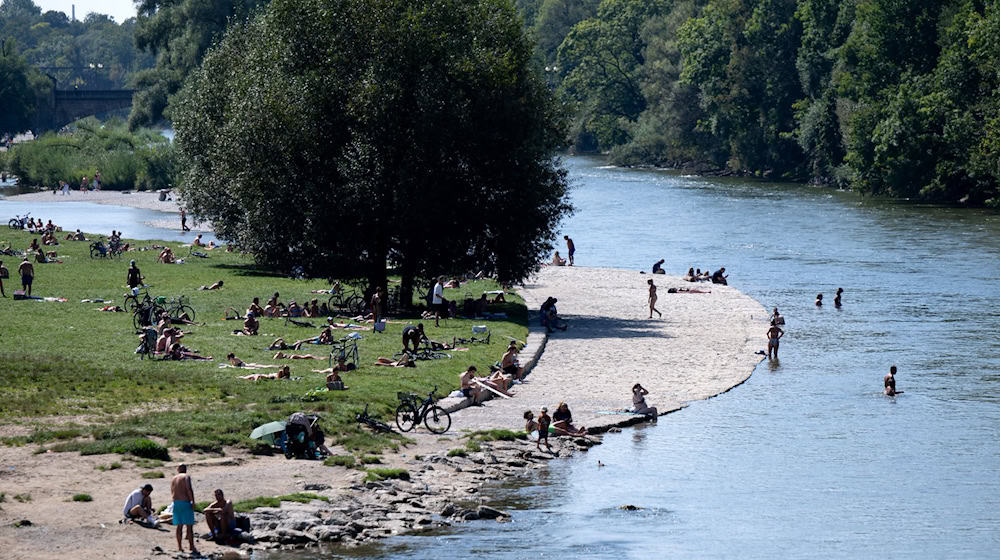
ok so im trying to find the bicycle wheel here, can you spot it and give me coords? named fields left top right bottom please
left=9, top=219, right=20, bottom=229
left=89, top=245, right=100, bottom=259
left=124, top=295, right=138, bottom=312
left=176, top=305, right=196, bottom=321
left=429, top=351, right=451, bottom=360
left=327, top=294, right=340, bottom=311
left=347, top=295, right=367, bottom=316
left=133, top=309, right=146, bottom=331
left=395, top=403, right=418, bottom=432
left=423, top=406, right=451, bottom=434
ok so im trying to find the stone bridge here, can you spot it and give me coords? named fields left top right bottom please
left=34, top=88, right=135, bottom=132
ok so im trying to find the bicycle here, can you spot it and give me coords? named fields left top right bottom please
left=356, top=404, right=395, bottom=433
left=395, top=386, right=451, bottom=434
left=89, top=240, right=120, bottom=259
left=8, top=212, right=30, bottom=230
left=393, top=346, right=451, bottom=361
left=161, top=295, right=196, bottom=321
left=453, top=328, right=491, bottom=346
left=123, top=287, right=152, bottom=313
left=328, top=338, right=360, bottom=369
left=327, top=288, right=367, bottom=316
left=132, top=299, right=164, bottom=331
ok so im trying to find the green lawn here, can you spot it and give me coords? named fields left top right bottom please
left=0, top=229, right=527, bottom=456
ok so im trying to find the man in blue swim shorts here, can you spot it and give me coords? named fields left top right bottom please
left=170, top=464, right=198, bottom=554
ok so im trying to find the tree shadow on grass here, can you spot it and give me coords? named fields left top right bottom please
left=210, top=263, right=288, bottom=278
left=541, top=314, right=672, bottom=340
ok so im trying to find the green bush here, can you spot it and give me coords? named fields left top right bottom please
left=447, top=448, right=467, bottom=457
left=360, top=455, right=382, bottom=464
left=72, top=493, right=92, bottom=502
left=364, top=468, right=409, bottom=482
left=141, top=471, right=165, bottom=479
left=323, top=455, right=356, bottom=468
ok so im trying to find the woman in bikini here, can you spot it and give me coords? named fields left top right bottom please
left=240, top=366, right=291, bottom=381
left=647, top=279, right=662, bottom=319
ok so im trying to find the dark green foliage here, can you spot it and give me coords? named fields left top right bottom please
left=364, top=468, right=410, bottom=482
left=0, top=39, right=50, bottom=136
left=323, top=455, right=357, bottom=468
left=71, top=493, right=93, bottom=502
left=173, top=0, right=571, bottom=297
left=0, top=1, right=154, bottom=92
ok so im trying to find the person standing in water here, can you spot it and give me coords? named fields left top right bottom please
left=834, top=287, right=843, bottom=308
left=180, top=209, right=191, bottom=232
left=766, top=320, right=784, bottom=359
left=815, top=293, right=823, bottom=306
left=564, top=235, right=575, bottom=266
left=884, top=365, right=902, bottom=396
left=647, top=279, right=662, bottom=318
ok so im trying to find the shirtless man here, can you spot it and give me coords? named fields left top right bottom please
left=501, top=342, right=523, bottom=380
left=459, top=365, right=483, bottom=403
left=242, top=312, right=259, bottom=335
left=192, top=234, right=203, bottom=247
left=564, top=235, right=575, bottom=266
left=247, top=297, right=265, bottom=317
left=884, top=365, right=902, bottom=396
left=170, top=464, right=198, bottom=554
left=834, top=287, right=843, bottom=308
left=18, top=257, right=34, bottom=296
left=647, top=278, right=662, bottom=318
left=273, top=351, right=322, bottom=360
left=199, top=280, right=224, bottom=290
left=766, top=320, right=784, bottom=359
left=203, top=489, right=235, bottom=541
left=402, top=323, right=427, bottom=352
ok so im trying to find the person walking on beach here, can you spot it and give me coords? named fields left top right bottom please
left=564, top=235, right=575, bottom=266
left=170, top=464, right=198, bottom=555
left=647, top=279, right=662, bottom=318
left=766, top=320, right=784, bottom=360
left=884, top=365, right=902, bottom=396
left=537, top=407, right=552, bottom=451
left=18, top=256, right=34, bottom=296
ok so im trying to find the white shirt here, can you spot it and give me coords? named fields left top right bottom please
left=122, top=488, right=146, bottom=517
left=432, top=283, right=443, bottom=305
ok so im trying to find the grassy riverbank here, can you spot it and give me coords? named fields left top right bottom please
left=0, top=229, right=527, bottom=457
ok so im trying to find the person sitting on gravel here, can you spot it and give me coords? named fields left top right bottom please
left=711, top=267, right=728, bottom=285
left=551, top=251, right=567, bottom=266
left=460, top=365, right=484, bottom=403
left=551, top=402, right=586, bottom=436
left=203, top=489, right=236, bottom=542
left=198, top=280, right=223, bottom=291
left=524, top=410, right=539, bottom=434
left=631, top=383, right=658, bottom=420
left=122, top=483, right=157, bottom=526
left=501, top=341, right=524, bottom=381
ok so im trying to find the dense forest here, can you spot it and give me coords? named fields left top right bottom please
left=3, top=0, right=1000, bottom=206
left=520, top=0, right=1000, bottom=206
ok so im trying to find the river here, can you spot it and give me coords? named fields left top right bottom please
left=276, top=156, right=1000, bottom=559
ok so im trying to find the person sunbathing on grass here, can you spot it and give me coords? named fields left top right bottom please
left=247, top=297, right=265, bottom=317
left=272, top=351, right=323, bottom=360
left=314, top=356, right=357, bottom=375
left=263, top=292, right=285, bottom=317
left=241, top=312, right=259, bottom=336
left=166, top=342, right=211, bottom=361
left=239, top=366, right=291, bottom=381
left=226, top=353, right=245, bottom=367
left=158, top=247, right=175, bottom=264
left=286, top=300, right=304, bottom=317
left=198, top=280, right=223, bottom=291
left=374, top=353, right=416, bottom=368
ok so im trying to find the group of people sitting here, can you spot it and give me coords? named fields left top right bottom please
left=682, top=266, right=728, bottom=285
left=252, top=293, right=328, bottom=318
left=457, top=340, right=525, bottom=404
left=523, top=402, right=587, bottom=450
left=150, top=311, right=211, bottom=361
left=23, top=218, right=60, bottom=234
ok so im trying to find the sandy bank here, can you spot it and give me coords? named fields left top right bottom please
left=0, top=266, right=767, bottom=559
left=451, top=266, right=767, bottom=431
left=5, top=190, right=184, bottom=213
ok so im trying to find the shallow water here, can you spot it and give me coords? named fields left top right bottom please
left=0, top=198, right=218, bottom=243
left=272, top=156, right=999, bottom=559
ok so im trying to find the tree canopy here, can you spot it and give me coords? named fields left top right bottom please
left=517, top=0, right=1000, bottom=206
left=0, top=40, right=49, bottom=136
left=173, top=0, right=571, bottom=300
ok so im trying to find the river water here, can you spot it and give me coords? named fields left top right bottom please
left=277, top=156, right=1000, bottom=559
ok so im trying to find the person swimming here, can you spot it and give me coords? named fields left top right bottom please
left=884, top=365, right=902, bottom=396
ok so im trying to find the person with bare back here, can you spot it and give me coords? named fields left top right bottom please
left=647, top=278, right=662, bottom=319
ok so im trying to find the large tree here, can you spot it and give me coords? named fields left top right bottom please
left=173, top=0, right=571, bottom=303
left=0, top=40, right=49, bottom=136
left=129, top=0, right=266, bottom=128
